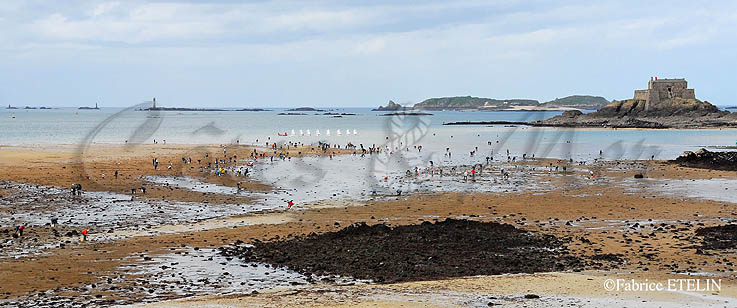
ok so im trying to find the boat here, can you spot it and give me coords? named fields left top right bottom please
left=278, top=132, right=287, bottom=136
left=11, top=114, right=16, bottom=118
left=316, top=129, right=321, bottom=136
left=353, top=129, right=358, bottom=135
left=326, top=129, right=331, bottom=136
left=306, top=129, right=311, bottom=136
left=337, top=129, right=342, bottom=136
left=291, top=129, right=296, bottom=136
left=299, top=129, right=304, bottom=136
left=345, top=128, right=351, bottom=135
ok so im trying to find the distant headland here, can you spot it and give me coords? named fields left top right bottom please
left=373, top=95, right=609, bottom=112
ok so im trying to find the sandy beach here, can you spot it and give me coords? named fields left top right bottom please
left=1, top=142, right=736, bottom=307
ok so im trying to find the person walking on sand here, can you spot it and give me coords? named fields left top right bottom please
left=471, top=168, right=476, bottom=181
left=81, top=229, right=88, bottom=242
left=114, top=170, right=118, bottom=179
left=15, top=224, right=25, bottom=238
left=140, top=185, right=146, bottom=194
left=51, top=218, right=58, bottom=228
left=287, top=200, right=294, bottom=208
left=463, top=171, right=468, bottom=182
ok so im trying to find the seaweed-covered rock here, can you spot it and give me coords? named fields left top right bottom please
left=220, top=219, right=582, bottom=283
left=671, top=148, right=737, bottom=171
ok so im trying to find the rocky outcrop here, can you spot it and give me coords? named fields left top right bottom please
left=671, top=148, right=737, bottom=171
left=220, top=219, right=583, bottom=283
left=597, top=98, right=727, bottom=118
left=372, top=100, right=405, bottom=111
left=539, top=98, right=737, bottom=128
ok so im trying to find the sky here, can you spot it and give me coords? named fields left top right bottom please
left=1, top=0, right=736, bottom=108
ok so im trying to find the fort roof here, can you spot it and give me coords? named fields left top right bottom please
left=652, top=78, right=686, bottom=82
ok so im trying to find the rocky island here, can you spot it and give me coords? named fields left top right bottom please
left=413, top=96, right=541, bottom=111
left=539, top=78, right=736, bottom=128
left=372, top=100, right=406, bottom=111
left=287, top=107, right=326, bottom=112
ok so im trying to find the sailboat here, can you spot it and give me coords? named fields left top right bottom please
left=11, top=114, right=16, bottom=118
left=353, top=129, right=358, bottom=135
left=316, top=129, right=321, bottom=136
left=299, top=129, right=304, bottom=136
left=336, top=129, right=342, bottom=136
left=306, top=129, right=311, bottom=136
left=291, top=129, right=296, bottom=136
left=345, top=128, right=351, bottom=135
left=326, top=129, right=331, bottom=136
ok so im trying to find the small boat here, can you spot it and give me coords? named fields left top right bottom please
left=345, top=128, right=350, bottom=135
left=316, top=129, right=321, bottom=136
left=306, top=129, right=311, bottom=136
left=278, top=132, right=287, bottom=136
left=12, top=114, right=16, bottom=118
left=336, top=129, right=342, bottom=136
left=291, top=129, right=296, bottom=136
left=353, top=129, right=358, bottom=135
left=326, top=129, right=331, bottom=136
left=299, top=129, right=304, bottom=136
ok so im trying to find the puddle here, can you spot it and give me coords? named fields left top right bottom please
left=623, top=178, right=737, bottom=204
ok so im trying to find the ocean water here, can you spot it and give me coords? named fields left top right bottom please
left=1, top=107, right=735, bottom=160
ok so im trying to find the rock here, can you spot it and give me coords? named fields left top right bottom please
left=220, top=219, right=582, bottom=283
left=671, top=148, right=737, bottom=171
left=634, top=173, right=644, bottom=179
left=524, top=294, right=540, bottom=299
left=372, top=100, right=405, bottom=111
left=561, top=110, right=583, bottom=118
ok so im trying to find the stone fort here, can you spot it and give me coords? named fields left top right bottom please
left=633, top=77, right=695, bottom=110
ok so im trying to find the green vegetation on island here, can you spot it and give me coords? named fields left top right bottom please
left=540, top=95, right=610, bottom=110
left=412, top=96, right=539, bottom=110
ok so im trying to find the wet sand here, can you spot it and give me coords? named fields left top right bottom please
left=1, top=144, right=736, bottom=307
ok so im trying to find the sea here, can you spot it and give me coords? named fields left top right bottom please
left=1, top=107, right=735, bottom=161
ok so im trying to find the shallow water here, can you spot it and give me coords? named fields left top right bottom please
left=623, top=178, right=737, bottom=204
left=2, top=107, right=736, bottom=162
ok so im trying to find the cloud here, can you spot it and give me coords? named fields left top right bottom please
left=2, top=0, right=737, bottom=107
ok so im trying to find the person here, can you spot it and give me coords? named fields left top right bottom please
left=101, top=173, right=105, bottom=179
left=287, top=200, right=294, bottom=208
left=396, top=189, right=402, bottom=196
left=471, top=168, right=476, bottom=181
left=114, top=170, right=118, bottom=179
left=463, top=171, right=468, bottom=182
left=15, top=224, right=25, bottom=237
left=236, top=182, right=241, bottom=192
left=81, top=229, right=88, bottom=242
left=51, top=218, right=58, bottom=228
left=140, top=185, right=146, bottom=194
